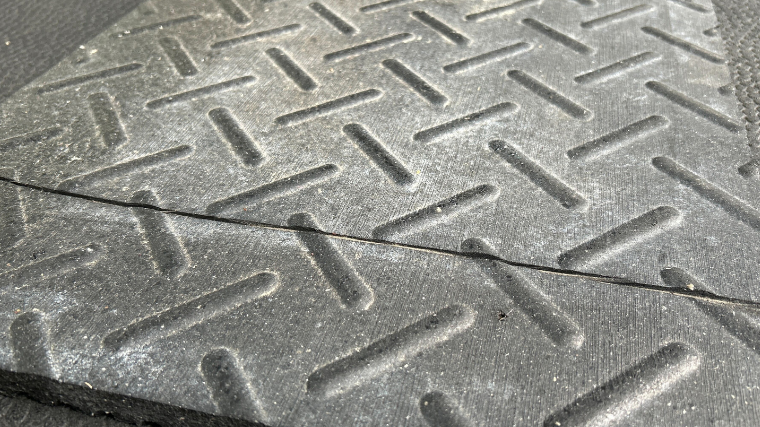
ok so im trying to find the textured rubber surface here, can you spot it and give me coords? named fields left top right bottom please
left=0, top=394, right=125, bottom=427
left=3, top=0, right=760, bottom=425
left=1, top=0, right=759, bottom=305
left=0, top=182, right=759, bottom=426
left=714, top=0, right=760, bottom=147
left=0, top=0, right=142, bottom=103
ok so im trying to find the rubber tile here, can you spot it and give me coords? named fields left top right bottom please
left=0, top=182, right=759, bottom=425
left=0, top=0, right=757, bottom=305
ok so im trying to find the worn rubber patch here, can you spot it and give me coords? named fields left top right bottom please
left=0, top=182, right=759, bottom=425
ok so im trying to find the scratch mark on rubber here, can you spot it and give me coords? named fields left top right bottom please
left=146, top=76, right=255, bottom=109
left=419, top=391, right=471, bottom=427
left=201, top=348, right=266, bottom=420
left=324, top=33, right=414, bottom=62
left=266, top=48, right=317, bottom=91
left=464, top=0, right=541, bottom=22
left=382, top=59, right=447, bottom=105
left=275, top=89, right=382, bottom=126
left=489, top=141, right=586, bottom=209
left=209, top=108, right=265, bottom=167
left=653, top=157, right=760, bottom=231
left=558, top=206, right=681, bottom=269
left=88, top=92, right=126, bottom=148
left=522, top=18, right=592, bottom=54
left=580, top=4, right=655, bottom=29
left=661, top=268, right=760, bottom=356
left=210, top=24, right=301, bottom=49
left=57, top=145, right=193, bottom=192
left=206, top=164, right=340, bottom=214
left=442, top=42, right=532, bottom=73
left=0, top=244, right=103, bottom=294
left=103, top=272, right=278, bottom=351
left=112, top=15, right=202, bottom=37
left=343, top=124, right=416, bottom=188
left=574, top=52, right=660, bottom=84
left=214, top=0, right=250, bottom=24
left=509, top=70, right=592, bottom=120
left=544, top=343, right=699, bottom=427
left=641, top=26, right=725, bottom=63
left=131, top=190, right=188, bottom=278
left=310, top=3, right=356, bottom=34
left=11, top=312, right=54, bottom=376
left=413, top=102, right=517, bottom=143
left=289, top=213, right=374, bottom=310
left=462, top=238, right=583, bottom=348
left=158, top=37, right=198, bottom=76
left=0, top=127, right=64, bottom=152
left=372, top=184, right=500, bottom=239
left=37, top=63, right=143, bottom=94
left=567, top=115, right=669, bottom=160
left=412, top=11, right=469, bottom=45
left=360, top=0, right=418, bottom=13
left=307, top=305, right=475, bottom=397
left=645, top=81, right=741, bottom=132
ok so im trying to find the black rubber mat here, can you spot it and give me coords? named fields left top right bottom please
left=0, top=0, right=142, bottom=103
left=1, top=182, right=760, bottom=426
left=1, top=0, right=756, bottom=302
left=2, top=0, right=760, bottom=425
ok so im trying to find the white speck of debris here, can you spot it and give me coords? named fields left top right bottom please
left=5, top=41, right=10, bottom=46
left=84, top=382, right=92, bottom=389
left=686, top=283, right=695, bottom=290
